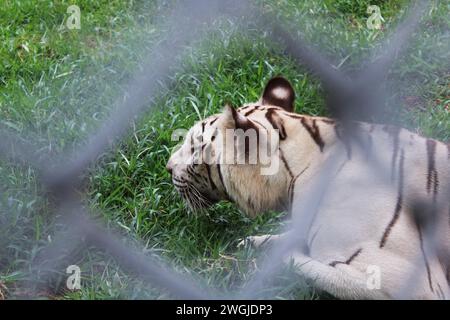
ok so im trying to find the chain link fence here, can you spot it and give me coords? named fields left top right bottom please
left=0, top=0, right=448, bottom=299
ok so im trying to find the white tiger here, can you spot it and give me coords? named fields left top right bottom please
left=166, top=77, right=450, bottom=299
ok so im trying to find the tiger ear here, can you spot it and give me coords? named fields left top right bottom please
left=222, top=104, right=255, bottom=131
left=261, top=76, right=295, bottom=112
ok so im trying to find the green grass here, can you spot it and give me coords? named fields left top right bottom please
left=0, top=0, right=448, bottom=299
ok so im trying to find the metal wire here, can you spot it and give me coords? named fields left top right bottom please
left=0, top=0, right=446, bottom=300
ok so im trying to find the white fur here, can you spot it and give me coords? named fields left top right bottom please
left=168, top=95, right=449, bottom=300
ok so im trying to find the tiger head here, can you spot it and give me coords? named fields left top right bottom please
left=166, top=77, right=297, bottom=217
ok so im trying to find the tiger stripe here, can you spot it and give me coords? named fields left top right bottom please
left=383, top=125, right=401, bottom=181
left=186, top=166, right=203, bottom=185
left=238, top=105, right=252, bottom=111
left=300, top=118, right=324, bottom=152
left=265, top=108, right=287, bottom=140
left=426, top=139, right=439, bottom=200
left=244, top=105, right=260, bottom=116
left=288, top=165, right=309, bottom=212
left=334, top=160, right=348, bottom=177
left=215, top=163, right=229, bottom=201
left=173, top=181, right=187, bottom=188
left=321, top=119, right=335, bottom=125
left=416, top=222, right=434, bottom=293
left=190, top=134, right=195, bottom=155
left=308, top=226, right=321, bottom=249
left=380, top=149, right=405, bottom=248
left=329, top=248, right=362, bottom=267
left=216, top=164, right=225, bottom=189
left=172, top=177, right=186, bottom=184
left=279, top=148, right=294, bottom=178
left=205, top=164, right=217, bottom=190
left=436, top=283, right=445, bottom=299
left=210, top=117, right=218, bottom=125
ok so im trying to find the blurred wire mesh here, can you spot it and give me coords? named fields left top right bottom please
left=0, top=0, right=448, bottom=299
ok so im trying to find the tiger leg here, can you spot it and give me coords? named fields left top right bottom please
left=285, top=251, right=390, bottom=299
left=238, top=233, right=289, bottom=248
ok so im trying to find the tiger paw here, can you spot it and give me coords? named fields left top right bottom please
left=237, top=235, right=273, bottom=248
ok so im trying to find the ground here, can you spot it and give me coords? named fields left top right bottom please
left=0, top=0, right=448, bottom=299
